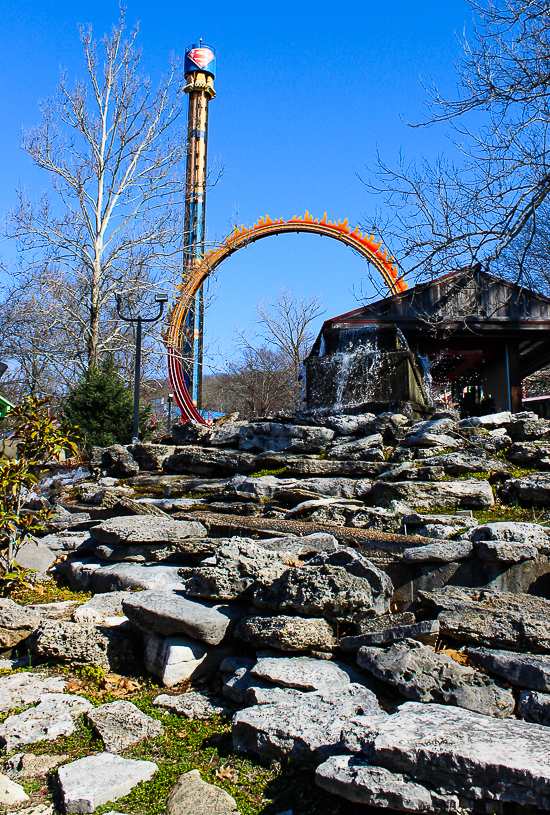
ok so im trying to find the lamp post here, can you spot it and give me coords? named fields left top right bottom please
left=167, top=393, right=174, bottom=432
left=115, top=293, right=169, bottom=443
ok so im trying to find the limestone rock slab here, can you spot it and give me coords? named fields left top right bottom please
left=56, top=557, right=186, bottom=593
left=251, top=655, right=367, bottom=691
left=87, top=700, right=163, bottom=752
left=424, top=587, right=550, bottom=652
left=0, top=773, right=29, bottom=804
left=153, top=691, right=231, bottom=719
left=368, top=479, right=494, bottom=510
left=232, top=683, right=384, bottom=765
left=235, top=616, right=336, bottom=652
left=466, top=648, right=550, bottom=691
left=238, top=422, right=334, bottom=453
left=163, top=446, right=257, bottom=476
left=72, top=591, right=130, bottom=625
left=91, top=515, right=207, bottom=545
left=166, top=769, right=239, bottom=815
left=0, top=672, right=67, bottom=713
left=184, top=539, right=287, bottom=601
left=370, top=701, right=550, bottom=809
left=144, top=631, right=235, bottom=686
left=0, top=598, right=39, bottom=648
left=402, top=539, right=473, bottom=563
left=123, top=590, right=246, bottom=644
left=518, top=690, right=550, bottom=726
left=31, top=620, right=140, bottom=670
left=0, top=693, right=93, bottom=752
left=340, top=620, right=439, bottom=650
left=358, top=640, right=514, bottom=718
left=58, top=752, right=157, bottom=813
left=315, top=755, right=445, bottom=812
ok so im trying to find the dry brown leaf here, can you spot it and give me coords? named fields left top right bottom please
left=216, top=765, right=237, bottom=781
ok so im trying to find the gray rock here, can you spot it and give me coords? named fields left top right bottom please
left=235, top=616, right=336, bottom=652
left=31, top=620, right=140, bottom=670
left=423, top=451, right=507, bottom=476
left=5, top=751, right=68, bottom=778
left=323, top=414, right=377, bottom=436
left=58, top=752, right=157, bottom=813
left=128, top=443, right=176, bottom=471
left=253, top=550, right=392, bottom=624
left=356, top=612, right=416, bottom=634
left=316, top=755, right=447, bottom=812
left=475, top=540, right=538, bottom=561
left=48, top=508, right=92, bottom=531
left=122, top=590, right=246, bottom=644
left=465, top=648, right=550, bottom=691
left=39, top=532, right=93, bottom=553
left=340, top=620, right=439, bottom=650
left=357, top=640, right=515, bottom=717
left=518, top=690, right=550, bottom=726
left=506, top=441, right=550, bottom=469
left=403, top=432, right=459, bottom=449
left=27, top=600, right=81, bottom=621
left=364, top=701, right=550, bottom=810
left=465, top=520, right=550, bottom=549
left=244, top=686, right=304, bottom=706
left=232, top=683, right=384, bottom=765
left=0, top=672, right=67, bottom=713
left=238, top=422, right=334, bottom=453
left=153, top=692, right=231, bottom=719
left=87, top=700, right=163, bottom=752
left=402, top=511, right=478, bottom=532
left=0, top=599, right=38, bottom=648
left=329, top=434, right=384, bottom=461
left=90, top=444, right=140, bottom=477
left=367, top=479, right=495, bottom=510
left=184, top=539, right=288, bottom=601
left=166, top=770, right=239, bottom=815
left=223, top=666, right=271, bottom=704
left=0, top=773, right=29, bottom=804
left=72, top=592, right=130, bottom=625
left=56, top=557, right=185, bottom=593
left=503, top=472, right=550, bottom=506
left=13, top=540, right=56, bottom=574
left=91, top=515, right=207, bottom=545
left=93, top=537, right=216, bottom=564
left=402, top=539, right=473, bottom=562
left=458, top=411, right=512, bottom=429
left=425, top=587, right=550, bottom=652
left=506, top=413, right=550, bottom=441
left=251, top=655, right=366, bottom=691
left=163, top=446, right=257, bottom=476
left=257, top=532, right=340, bottom=558
left=254, top=451, right=387, bottom=478
left=0, top=693, right=93, bottom=751
left=144, top=631, right=235, bottom=686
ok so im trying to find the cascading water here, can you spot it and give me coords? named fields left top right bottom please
left=303, top=323, right=430, bottom=411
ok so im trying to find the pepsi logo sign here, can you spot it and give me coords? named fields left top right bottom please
left=188, top=48, right=214, bottom=69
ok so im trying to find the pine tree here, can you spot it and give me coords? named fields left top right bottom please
left=63, top=357, right=151, bottom=448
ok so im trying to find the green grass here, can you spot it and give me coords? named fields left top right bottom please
left=1, top=672, right=348, bottom=815
left=248, top=468, right=287, bottom=478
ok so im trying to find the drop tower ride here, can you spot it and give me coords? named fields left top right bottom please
left=182, top=42, right=216, bottom=409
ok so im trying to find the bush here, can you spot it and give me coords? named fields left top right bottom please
left=63, top=357, right=151, bottom=448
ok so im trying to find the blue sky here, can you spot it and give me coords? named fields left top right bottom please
left=0, top=0, right=472, bottom=372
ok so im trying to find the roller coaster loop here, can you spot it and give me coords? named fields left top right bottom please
left=166, top=211, right=407, bottom=425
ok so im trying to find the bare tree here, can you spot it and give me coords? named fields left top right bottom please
left=254, top=288, right=324, bottom=402
left=364, top=0, right=550, bottom=286
left=202, top=347, right=294, bottom=418
left=6, top=13, right=188, bottom=374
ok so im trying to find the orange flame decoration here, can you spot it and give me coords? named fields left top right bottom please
left=166, top=212, right=407, bottom=424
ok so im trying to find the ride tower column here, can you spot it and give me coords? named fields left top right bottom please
left=183, top=42, right=216, bottom=410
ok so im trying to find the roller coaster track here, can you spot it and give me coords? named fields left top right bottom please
left=166, top=211, right=407, bottom=424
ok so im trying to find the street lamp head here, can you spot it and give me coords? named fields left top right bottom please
left=155, top=294, right=169, bottom=303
